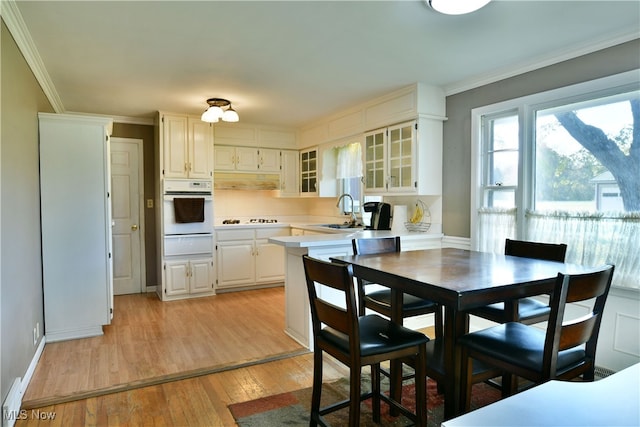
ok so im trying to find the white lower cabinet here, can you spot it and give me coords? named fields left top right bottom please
left=216, top=238, right=256, bottom=288
left=216, top=227, right=289, bottom=291
left=164, top=257, right=214, bottom=297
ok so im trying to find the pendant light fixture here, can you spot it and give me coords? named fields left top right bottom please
left=427, top=0, right=491, bottom=15
left=201, top=98, right=239, bottom=123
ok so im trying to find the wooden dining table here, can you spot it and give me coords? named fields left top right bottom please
left=332, top=247, right=596, bottom=419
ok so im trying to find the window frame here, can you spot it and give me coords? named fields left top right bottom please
left=471, top=69, right=640, bottom=250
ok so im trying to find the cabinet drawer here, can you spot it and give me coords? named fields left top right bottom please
left=256, top=227, right=290, bottom=239
left=165, top=234, right=214, bottom=256
left=216, top=229, right=255, bottom=241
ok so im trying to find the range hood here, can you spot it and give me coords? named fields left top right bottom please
left=214, top=172, right=280, bottom=191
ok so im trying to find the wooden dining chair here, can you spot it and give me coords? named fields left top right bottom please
left=302, top=255, right=429, bottom=427
left=352, top=236, right=443, bottom=339
left=458, top=264, right=615, bottom=413
left=469, top=238, right=568, bottom=325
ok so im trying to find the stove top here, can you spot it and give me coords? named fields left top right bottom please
left=221, top=218, right=278, bottom=225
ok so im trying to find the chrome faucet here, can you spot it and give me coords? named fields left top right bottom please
left=336, top=193, right=357, bottom=225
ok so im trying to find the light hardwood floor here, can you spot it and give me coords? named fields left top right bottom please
left=16, top=352, right=349, bottom=427
left=19, top=287, right=433, bottom=426
left=22, top=287, right=306, bottom=409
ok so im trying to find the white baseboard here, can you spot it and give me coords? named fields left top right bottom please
left=1, top=337, right=45, bottom=427
left=2, top=378, right=22, bottom=427
left=21, top=337, right=46, bottom=396
left=442, top=235, right=471, bottom=250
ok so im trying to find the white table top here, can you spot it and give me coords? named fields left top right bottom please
left=442, top=363, right=640, bottom=427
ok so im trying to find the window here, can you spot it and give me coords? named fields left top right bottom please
left=335, top=142, right=364, bottom=214
left=339, top=176, right=362, bottom=214
left=472, top=71, right=640, bottom=289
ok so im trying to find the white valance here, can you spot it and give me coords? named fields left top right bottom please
left=335, top=142, right=363, bottom=179
left=477, top=207, right=640, bottom=289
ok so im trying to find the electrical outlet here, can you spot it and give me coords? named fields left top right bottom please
left=36, top=322, right=40, bottom=340
left=146, top=199, right=154, bottom=208
left=33, top=327, right=37, bottom=346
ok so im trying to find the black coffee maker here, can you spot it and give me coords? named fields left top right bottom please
left=363, top=202, right=392, bottom=230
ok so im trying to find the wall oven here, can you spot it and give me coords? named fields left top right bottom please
left=163, top=179, right=213, bottom=235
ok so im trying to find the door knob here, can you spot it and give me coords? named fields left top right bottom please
left=131, top=224, right=138, bottom=231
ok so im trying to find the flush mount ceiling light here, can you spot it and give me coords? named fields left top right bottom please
left=427, top=0, right=491, bottom=15
left=201, top=98, right=239, bottom=123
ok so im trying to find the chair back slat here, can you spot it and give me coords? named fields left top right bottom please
left=565, top=269, right=611, bottom=303
left=544, top=265, right=614, bottom=376
left=303, top=255, right=358, bottom=339
left=505, top=239, right=567, bottom=262
left=559, top=315, right=598, bottom=351
left=315, top=298, right=350, bottom=334
left=352, top=236, right=401, bottom=256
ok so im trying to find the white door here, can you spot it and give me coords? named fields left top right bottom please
left=111, top=138, right=144, bottom=295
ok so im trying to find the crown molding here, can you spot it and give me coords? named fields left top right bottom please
left=444, top=31, right=640, bottom=96
left=2, top=0, right=65, bottom=113
left=4, top=0, right=637, bottom=116
left=64, top=112, right=155, bottom=126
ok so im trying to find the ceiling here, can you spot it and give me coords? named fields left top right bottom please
left=11, top=1, right=640, bottom=128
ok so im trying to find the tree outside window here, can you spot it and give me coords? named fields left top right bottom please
left=536, top=94, right=638, bottom=213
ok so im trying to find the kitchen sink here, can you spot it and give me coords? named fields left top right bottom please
left=316, top=223, right=364, bottom=229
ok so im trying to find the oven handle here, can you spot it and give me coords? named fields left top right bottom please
left=164, top=194, right=212, bottom=201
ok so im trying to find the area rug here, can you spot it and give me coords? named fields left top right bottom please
left=229, top=376, right=501, bottom=427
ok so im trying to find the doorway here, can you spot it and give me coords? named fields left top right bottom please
left=111, top=137, right=145, bottom=295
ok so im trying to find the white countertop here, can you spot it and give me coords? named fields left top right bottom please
left=214, top=221, right=352, bottom=232
left=442, top=363, right=640, bottom=427
left=213, top=221, right=443, bottom=247
left=269, top=227, right=443, bottom=248
left=215, top=222, right=290, bottom=230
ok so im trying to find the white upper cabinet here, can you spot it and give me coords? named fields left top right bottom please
left=280, top=149, right=300, bottom=197
left=364, top=121, right=418, bottom=194
left=299, top=83, right=445, bottom=197
left=159, top=113, right=213, bottom=179
left=214, top=146, right=281, bottom=172
left=213, top=145, right=238, bottom=170
left=162, top=114, right=188, bottom=177
left=213, top=122, right=297, bottom=149
left=300, top=147, right=318, bottom=196
left=188, top=119, right=215, bottom=178
left=235, top=146, right=260, bottom=170
left=364, top=119, right=442, bottom=196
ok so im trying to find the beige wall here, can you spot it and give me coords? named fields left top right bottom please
left=1, top=21, right=54, bottom=401
left=442, top=39, right=640, bottom=238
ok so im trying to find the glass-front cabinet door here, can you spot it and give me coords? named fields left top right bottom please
left=364, top=129, right=386, bottom=192
left=387, top=122, right=415, bottom=192
left=364, top=121, right=416, bottom=194
left=300, top=148, right=317, bottom=195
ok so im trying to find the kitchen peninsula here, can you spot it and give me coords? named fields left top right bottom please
left=269, top=228, right=443, bottom=348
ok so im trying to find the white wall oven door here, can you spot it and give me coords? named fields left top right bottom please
left=163, top=194, right=213, bottom=235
